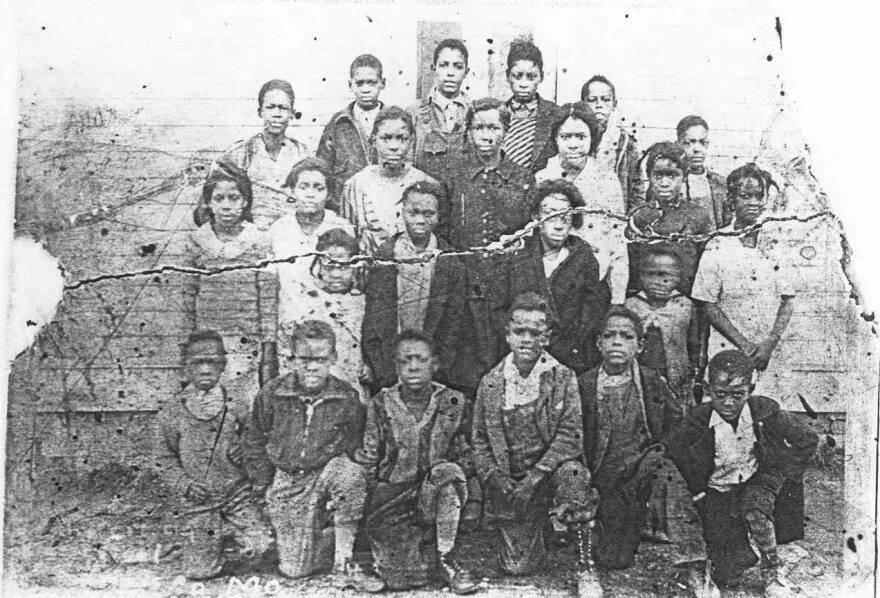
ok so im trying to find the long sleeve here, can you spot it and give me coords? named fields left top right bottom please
left=434, top=256, right=467, bottom=383
left=755, top=409, right=819, bottom=492
left=532, top=371, right=585, bottom=475
left=471, top=379, right=501, bottom=484
left=340, top=177, right=360, bottom=234
left=156, top=403, right=191, bottom=495
left=354, top=399, right=383, bottom=473
left=241, top=384, right=276, bottom=486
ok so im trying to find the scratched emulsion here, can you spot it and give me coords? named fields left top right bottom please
left=4, top=6, right=879, bottom=597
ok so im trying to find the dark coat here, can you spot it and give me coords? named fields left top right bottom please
left=472, top=358, right=584, bottom=483
left=514, top=95, right=560, bottom=174
left=578, top=365, right=680, bottom=474
left=316, top=102, right=381, bottom=211
left=504, top=232, right=607, bottom=374
left=362, top=234, right=467, bottom=391
left=706, top=169, right=730, bottom=229
left=667, top=395, right=818, bottom=543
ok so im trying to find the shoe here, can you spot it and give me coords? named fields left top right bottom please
left=438, top=552, right=479, bottom=595
left=684, top=562, right=721, bottom=598
left=762, top=565, right=798, bottom=598
left=576, top=568, right=604, bottom=598
left=328, top=560, right=386, bottom=593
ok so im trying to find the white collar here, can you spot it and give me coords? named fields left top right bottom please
left=502, top=350, right=559, bottom=382
left=431, top=88, right=467, bottom=112
left=710, top=401, right=754, bottom=429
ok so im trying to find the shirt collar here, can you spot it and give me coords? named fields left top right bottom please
left=431, top=88, right=468, bottom=112
left=710, top=401, right=753, bottom=429
left=502, top=350, right=559, bottom=383
left=395, top=232, right=438, bottom=257
left=508, top=96, right=539, bottom=115
left=634, top=290, right=683, bottom=303
left=465, top=147, right=513, bottom=182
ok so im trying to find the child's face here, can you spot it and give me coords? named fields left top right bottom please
left=506, top=309, right=549, bottom=365
left=469, top=109, right=505, bottom=157
left=373, top=118, right=412, bottom=171
left=535, top=193, right=574, bottom=250
left=291, top=337, right=336, bottom=392
left=648, top=158, right=684, bottom=204
left=316, top=244, right=356, bottom=294
left=556, top=117, right=592, bottom=165
left=433, top=48, right=468, bottom=97
left=640, top=254, right=681, bottom=303
left=708, top=370, right=752, bottom=424
left=597, top=316, right=642, bottom=369
left=402, top=191, right=439, bottom=241
left=395, top=339, right=437, bottom=393
left=679, top=125, right=709, bottom=172
left=583, top=81, right=616, bottom=126
left=507, top=60, right=542, bottom=103
left=208, top=180, right=247, bottom=227
left=731, top=177, right=766, bottom=226
left=292, top=169, right=329, bottom=216
left=259, top=89, right=293, bottom=136
left=349, top=66, right=384, bottom=109
left=185, top=340, right=226, bottom=391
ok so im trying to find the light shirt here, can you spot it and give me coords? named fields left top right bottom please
left=691, top=222, right=797, bottom=395
left=687, top=171, right=711, bottom=204
left=183, top=385, right=226, bottom=420
left=624, top=292, right=695, bottom=388
left=708, top=403, right=759, bottom=492
left=270, top=210, right=354, bottom=290
left=542, top=246, right=570, bottom=278
left=431, top=88, right=469, bottom=134
left=353, top=103, right=380, bottom=138
left=395, top=233, right=439, bottom=331
left=502, top=350, right=560, bottom=409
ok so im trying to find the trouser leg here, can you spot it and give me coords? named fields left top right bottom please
left=181, top=509, right=224, bottom=579
left=696, top=488, right=759, bottom=584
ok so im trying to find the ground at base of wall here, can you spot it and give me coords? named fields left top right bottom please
left=3, top=465, right=844, bottom=598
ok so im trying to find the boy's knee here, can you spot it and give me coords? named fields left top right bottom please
left=429, top=461, right=467, bottom=488
left=324, top=455, right=367, bottom=489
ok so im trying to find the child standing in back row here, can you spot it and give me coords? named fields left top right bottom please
left=318, top=54, right=386, bottom=211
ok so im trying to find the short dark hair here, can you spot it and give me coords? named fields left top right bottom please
left=465, top=97, right=511, bottom=132
left=284, top=156, right=334, bottom=198
left=401, top=180, right=445, bottom=207
left=548, top=102, right=601, bottom=157
left=433, top=38, right=469, bottom=66
left=507, top=39, right=543, bottom=75
left=315, top=228, right=359, bottom=256
left=395, top=328, right=436, bottom=356
left=580, top=74, right=617, bottom=103
left=257, top=79, right=295, bottom=111
left=600, top=305, right=644, bottom=341
left=196, top=163, right=254, bottom=226
left=676, top=115, right=709, bottom=141
left=183, top=329, right=227, bottom=357
left=530, top=178, right=585, bottom=229
left=350, top=54, right=383, bottom=79
left=639, top=246, right=683, bottom=271
left=708, top=350, right=754, bottom=384
left=508, top=291, right=549, bottom=320
left=644, top=141, right=687, bottom=176
left=371, top=105, right=415, bottom=139
left=291, top=320, right=337, bottom=354
left=727, top=162, right=779, bottom=199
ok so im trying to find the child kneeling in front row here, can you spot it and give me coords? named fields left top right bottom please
left=159, top=330, right=273, bottom=581
left=241, top=320, right=384, bottom=592
left=668, top=350, right=817, bottom=597
left=356, top=329, right=478, bottom=594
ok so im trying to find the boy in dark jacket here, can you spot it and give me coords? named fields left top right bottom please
left=668, top=350, right=818, bottom=597
left=356, top=330, right=478, bottom=594
left=159, top=330, right=273, bottom=581
left=578, top=305, right=681, bottom=569
left=503, top=178, right=608, bottom=374
left=472, top=292, right=596, bottom=578
left=362, top=180, right=467, bottom=393
left=317, top=54, right=385, bottom=210
left=242, top=320, right=383, bottom=592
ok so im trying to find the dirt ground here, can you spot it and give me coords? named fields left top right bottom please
left=3, top=456, right=845, bottom=598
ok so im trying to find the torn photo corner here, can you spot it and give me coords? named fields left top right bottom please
left=3, top=1, right=879, bottom=597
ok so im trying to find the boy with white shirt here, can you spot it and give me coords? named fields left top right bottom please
left=668, top=350, right=817, bottom=597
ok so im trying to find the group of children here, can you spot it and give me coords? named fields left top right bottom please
left=161, top=36, right=819, bottom=598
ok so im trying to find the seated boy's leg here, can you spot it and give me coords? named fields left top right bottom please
left=367, top=482, right=430, bottom=589
left=265, top=469, right=332, bottom=578
left=739, top=476, right=781, bottom=565
left=223, top=493, right=275, bottom=568
left=696, top=489, right=759, bottom=584
left=181, top=509, right=225, bottom=580
left=314, top=455, right=368, bottom=568
left=496, top=515, right=546, bottom=576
